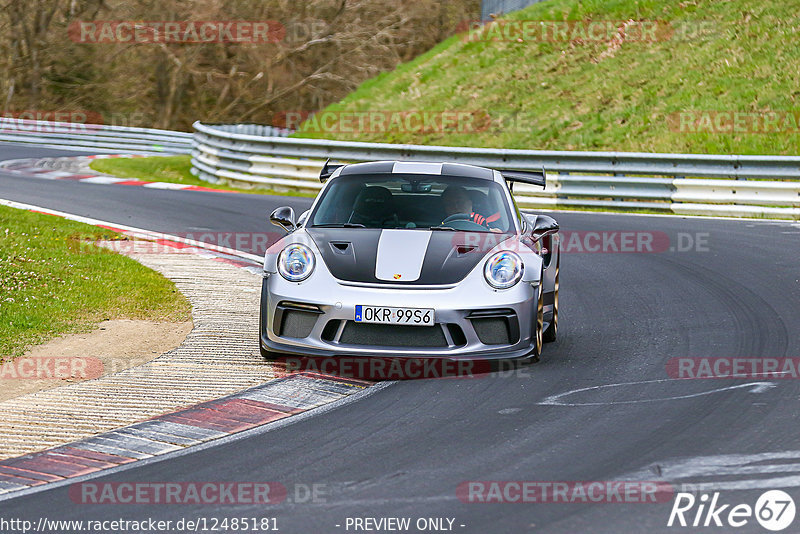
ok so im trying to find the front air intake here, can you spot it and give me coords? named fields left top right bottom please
left=275, top=301, right=322, bottom=339
left=468, top=309, right=519, bottom=346
left=339, top=322, right=448, bottom=348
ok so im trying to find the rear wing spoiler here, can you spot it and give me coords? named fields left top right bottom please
left=320, top=159, right=346, bottom=182
left=500, top=168, right=546, bottom=190
left=320, top=161, right=545, bottom=187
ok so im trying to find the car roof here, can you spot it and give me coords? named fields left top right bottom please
left=336, top=161, right=495, bottom=180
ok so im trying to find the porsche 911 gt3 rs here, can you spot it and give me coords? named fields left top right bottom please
left=260, top=160, right=560, bottom=362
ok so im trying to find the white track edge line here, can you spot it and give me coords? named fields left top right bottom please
left=0, top=197, right=263, bottom=264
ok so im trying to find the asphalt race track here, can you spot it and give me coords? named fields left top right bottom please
left=2, top=143, right=800, bottom=533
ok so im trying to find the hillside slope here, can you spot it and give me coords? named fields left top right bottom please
left=296, top=0, right=800, bottom=155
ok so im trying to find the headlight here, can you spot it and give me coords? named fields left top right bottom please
left=278, top=244, right=315, bottom=282
left=484, top=251, right=523, bottom=289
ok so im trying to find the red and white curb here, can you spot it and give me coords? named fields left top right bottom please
left=0, top=155, right=234, bottom=194
left=0, top=373, right=371, bottom=497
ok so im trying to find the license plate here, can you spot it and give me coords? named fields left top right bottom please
left=355, top=305, right=434, bottom=326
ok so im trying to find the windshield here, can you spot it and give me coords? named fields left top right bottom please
left=310, top=174, right=515, bottom=233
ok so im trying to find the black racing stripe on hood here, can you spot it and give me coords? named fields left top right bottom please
left=417, top=232, right=511, bottom=284
left=307, top=228, right=381, bottom=284
left=307, top=228, right=515, bottom=285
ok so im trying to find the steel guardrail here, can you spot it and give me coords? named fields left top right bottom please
left=191, top=121, right=800, bottom=219
left=1, top=118, right=795, bottom=219
left=0, top=117, right=193, bottom=154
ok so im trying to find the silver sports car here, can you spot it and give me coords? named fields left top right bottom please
left=260, top=160, right=560, bottom=363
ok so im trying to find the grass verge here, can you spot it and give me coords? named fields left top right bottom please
left=0, top=205, right=191, bottom=362
left=89, top=155, right=316, bottom=197
left=294, top=0, right=800, bottom=155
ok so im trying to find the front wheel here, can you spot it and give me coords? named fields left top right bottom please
left=524, top=278, right=545, bottom=362
left=543, top=261, right=559, bottom=343
left=259, top=287, right=281, bottom=361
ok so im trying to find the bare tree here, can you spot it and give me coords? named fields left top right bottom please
left=0, top=0, right=479, bottom=129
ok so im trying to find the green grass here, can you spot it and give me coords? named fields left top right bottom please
left=89, top=155, right=316, bottom=197
left=295, top=0, right=800, bottom=155
left=90, top=155, right=198, bottom=185
left=0, top=205, right=191, bottom=362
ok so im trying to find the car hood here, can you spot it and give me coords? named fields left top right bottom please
left=306, top=228, right=515, bottom=285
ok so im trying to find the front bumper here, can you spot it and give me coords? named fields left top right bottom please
left=259, top=273, right=541, bottom=361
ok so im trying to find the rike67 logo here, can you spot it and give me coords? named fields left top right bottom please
left=668, top=490, right=796, bottom=531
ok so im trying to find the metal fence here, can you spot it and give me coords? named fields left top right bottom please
left=191, top=121, right=800, bottom=220
left=0, top=117, right=192, bottom=154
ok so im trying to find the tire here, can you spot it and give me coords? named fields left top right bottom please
left=259, top=283, right=281, bottom=361
left=524, top=278, right=545, bottom=362
left=543, top=260, right=559, bottom=343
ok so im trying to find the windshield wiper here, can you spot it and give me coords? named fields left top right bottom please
left=429, top=225, right=458, bottom=231
left=312, top=223, right=367, bottom=228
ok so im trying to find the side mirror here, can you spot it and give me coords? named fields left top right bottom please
left=531, top=214, right=559, bottom=240
left=297, top=209, right=311, bottom=227
left=270, top=206, right=296, bottom=232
